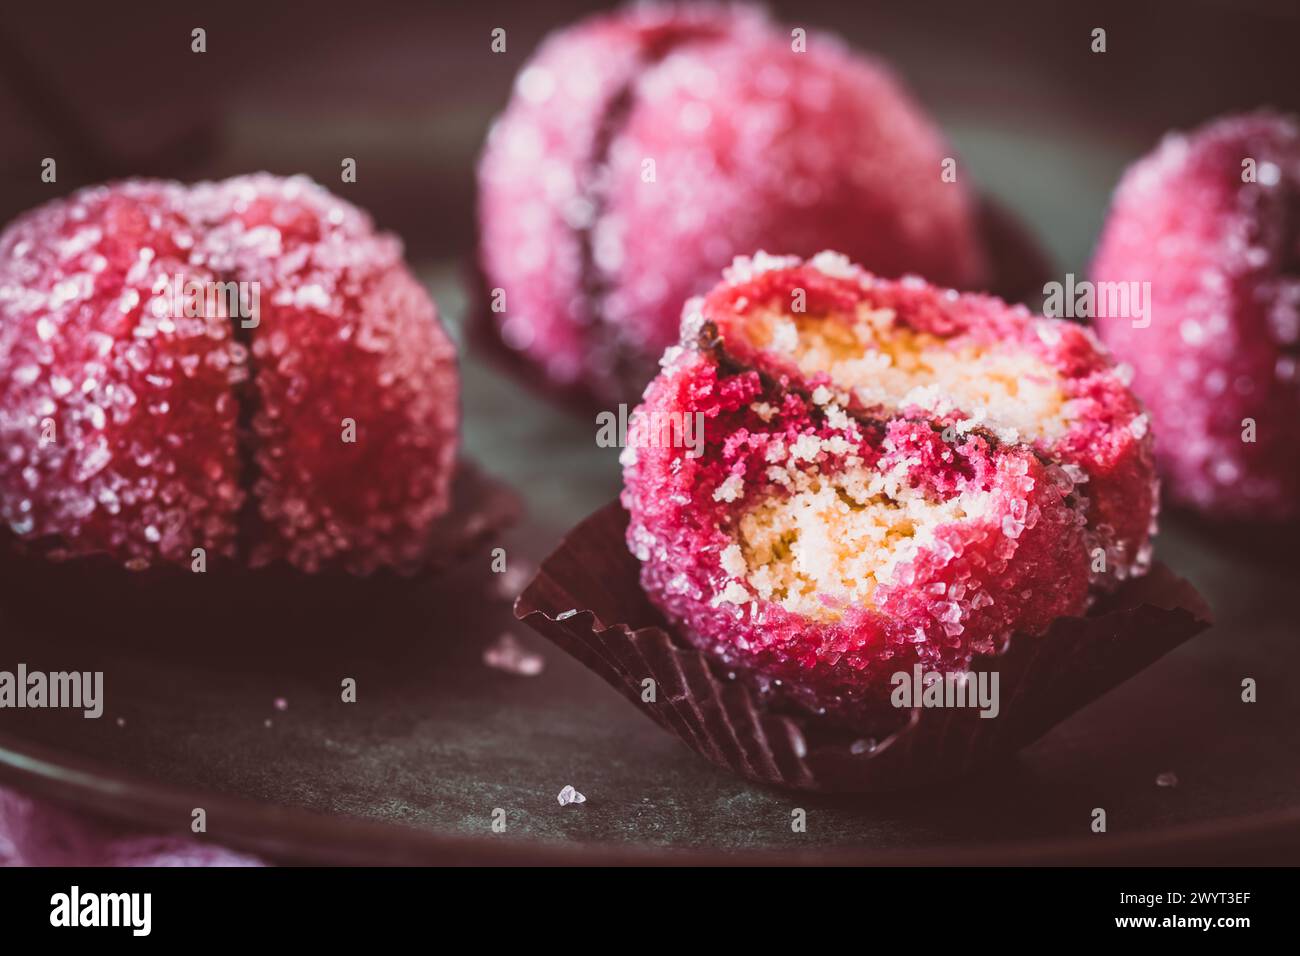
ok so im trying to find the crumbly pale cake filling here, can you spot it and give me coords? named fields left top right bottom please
left=719, top=466, right=985, bottom=622
left=742, top=305, right=1074, bottom=443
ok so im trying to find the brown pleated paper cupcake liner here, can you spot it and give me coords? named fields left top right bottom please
left=0, top=460, right=521, bottom=642
left=469, top=196, right=1056, bottom=414
left=515, top=502, right=1214, bottom=793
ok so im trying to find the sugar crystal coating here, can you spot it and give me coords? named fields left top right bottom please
left=621, top=253, right=1158, bottom=724
left=1092, top=111, right=1300, bottom=520
left=478, top=3, right=987, bottom=401
left=0, top=174, right=459, bottom=574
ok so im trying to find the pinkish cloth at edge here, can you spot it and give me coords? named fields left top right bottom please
left=0, top=785, right=263, bottom=866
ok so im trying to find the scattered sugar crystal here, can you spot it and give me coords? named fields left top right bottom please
left=788, top=433, right=823, bottom=462
left=724, top=251, right=803, bottom=283
left=712, top=473, right=744, bottom=502
left=809, top=250, right=857, bottom=278
left=715, top=580, right=752, bottom=606
left=557, top=784, right=586, bottom=806
left=483, top=633, right=545, bottom=676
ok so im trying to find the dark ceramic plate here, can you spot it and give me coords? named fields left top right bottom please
left=2, top=261, right=1299, bottom=865
left=0, top=500, right=1297, bottom=864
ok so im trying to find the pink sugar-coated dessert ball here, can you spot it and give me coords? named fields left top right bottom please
left=620, top=252, right=1157, bottom=725
left=0, top=174, right=459, bottom=576
left=1092, top=111, right=1300, bottom=521
left=478, top=3, right=988, bottom=403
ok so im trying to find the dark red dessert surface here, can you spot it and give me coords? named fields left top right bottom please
left=0, top=175, right=459, bottom=574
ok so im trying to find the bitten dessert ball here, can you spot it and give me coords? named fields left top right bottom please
left=478, top=3, right=987, bottom=402
left=0, top=175, right=458, bottom=575
left=1092, top=111, right=1300, bottom=520
left=621, top=252, right=1156, bottom=723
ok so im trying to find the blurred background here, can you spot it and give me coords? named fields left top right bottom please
left=3, top=0, right=1299, bottom=272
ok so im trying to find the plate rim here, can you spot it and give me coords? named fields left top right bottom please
left=4, top=728, right=1298, bottom=866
